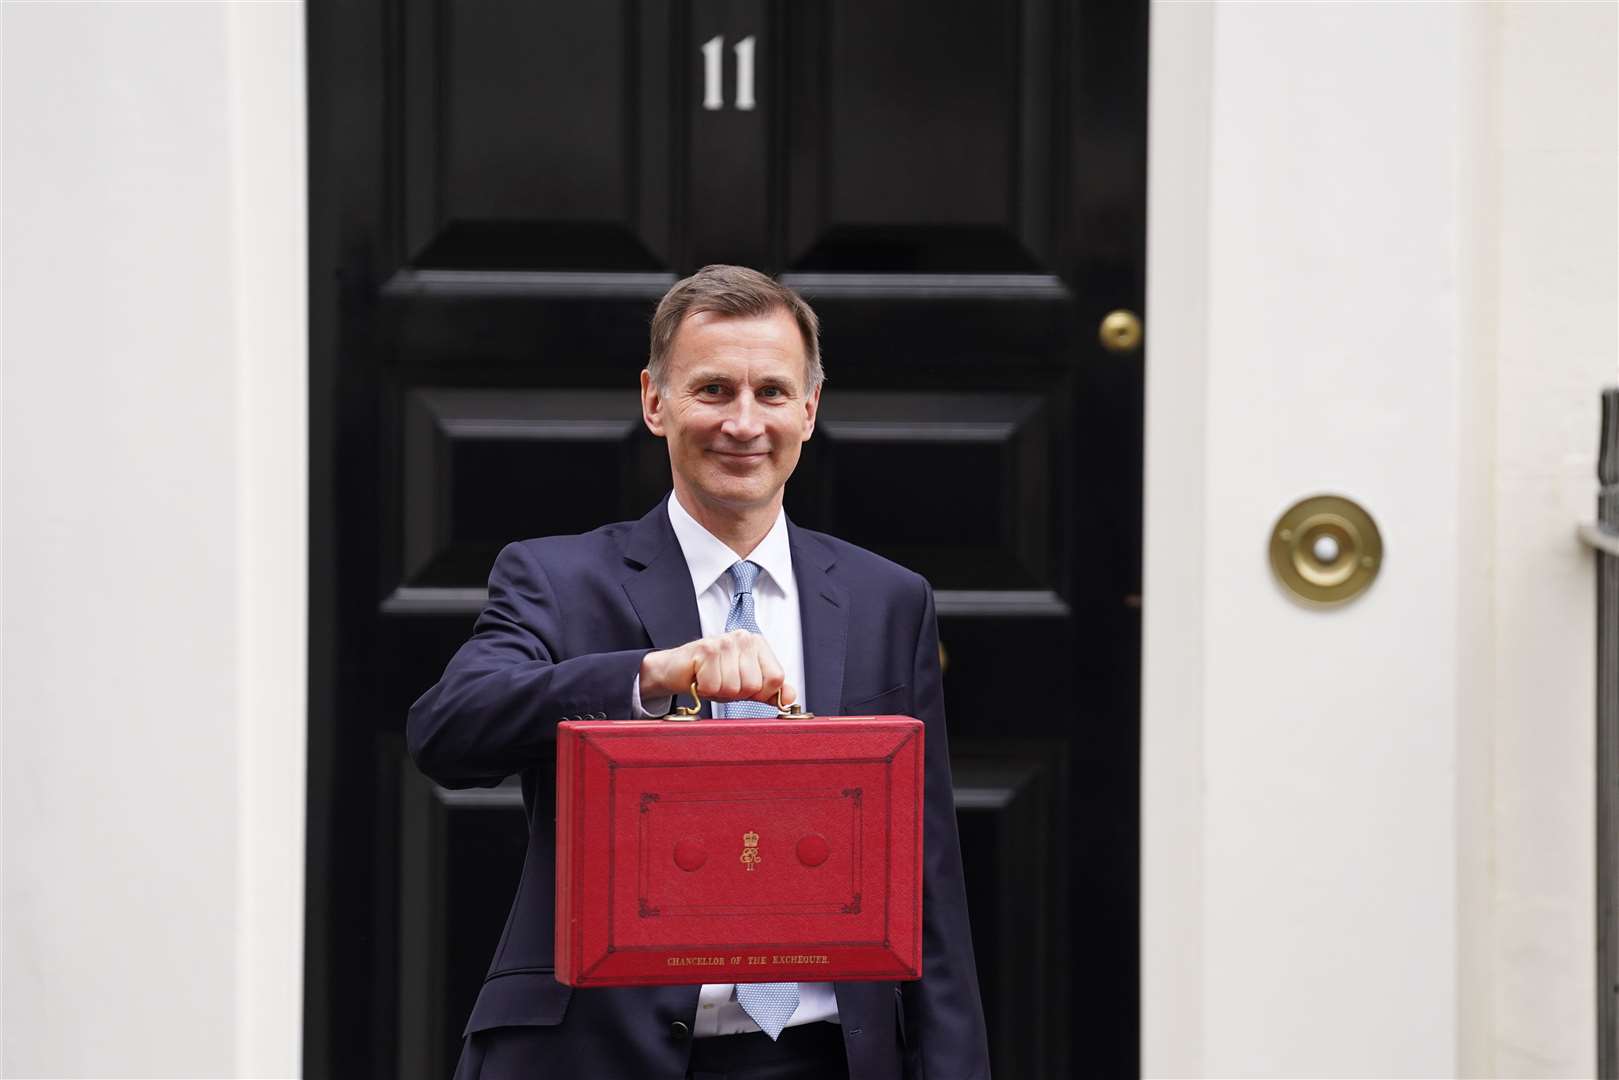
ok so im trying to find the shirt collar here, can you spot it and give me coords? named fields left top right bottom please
left=666, top=492, right=796, bottom=600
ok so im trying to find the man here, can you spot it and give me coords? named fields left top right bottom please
left=408, top=265, right=990, bottom=1080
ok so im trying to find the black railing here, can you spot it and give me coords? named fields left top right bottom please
left=1595, top=388, right=1619, bottom=1079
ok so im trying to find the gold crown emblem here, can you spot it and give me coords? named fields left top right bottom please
left=742, top=831, right=759, bottom=847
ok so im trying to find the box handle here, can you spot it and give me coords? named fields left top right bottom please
left=661, top=684, right=815, bottom=721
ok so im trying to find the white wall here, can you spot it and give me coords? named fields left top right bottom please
left=1, top=4, right=307, bottom=1076
left=1143, top=3, right=1617, bottom=1077
left=1488, top=4, right=1616, bottom=1073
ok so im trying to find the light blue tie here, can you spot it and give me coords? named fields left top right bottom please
left=720, top=560, right=801, bottom=1038
left=719, top=560, right=783, bottom=720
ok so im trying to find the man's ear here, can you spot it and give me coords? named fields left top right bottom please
left=640, top=369, right=666, bottom=437
left=801, top=381, right=822, bottom=442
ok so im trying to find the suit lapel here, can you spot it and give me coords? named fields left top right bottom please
left=790, top=524, right=849, bottom=715
left=621, top=498, right=705, bottom=710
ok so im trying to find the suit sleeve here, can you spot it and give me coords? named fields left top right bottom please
left=406, top=541, right=651, bottom=789
left=903, top=577, right=992, bottom=1079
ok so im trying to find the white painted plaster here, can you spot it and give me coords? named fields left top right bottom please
left=1144, top=2, right=1615, bottom=1076
left=1, top=3, right=306, bottom=1075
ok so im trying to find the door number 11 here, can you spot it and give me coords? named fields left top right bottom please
left=701, top=35, right=756, bottom=111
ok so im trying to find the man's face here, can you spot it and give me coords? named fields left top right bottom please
left=641, top=307, right=820, bottom=520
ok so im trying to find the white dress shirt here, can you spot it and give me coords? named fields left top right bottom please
left=630, top=492, right=840, bottom=1037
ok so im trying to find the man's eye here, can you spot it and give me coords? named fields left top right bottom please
left=759, top=386, right=783, bottom=398
left=700, top=384, right=724, bottom=395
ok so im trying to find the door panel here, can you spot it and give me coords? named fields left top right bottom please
left=784, top=0, right=1057, bottom=272
left=308, top=2, right=1145, bottom=1076
left=400, top=389, right=666, bottom=587
left=397, top=768, right=534, bottom=1080
left=790, top=391, right=1054, bottom=591
left=402, top=0, right=674, bottom=269
left=684, top=1, right=774, bottom=268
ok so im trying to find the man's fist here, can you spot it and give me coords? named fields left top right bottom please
left=639, top=630, right=796, bottom=707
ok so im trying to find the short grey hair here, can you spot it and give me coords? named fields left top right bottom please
left=647, top=265, right=823, bottom=391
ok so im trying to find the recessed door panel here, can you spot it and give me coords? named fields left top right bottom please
left=789, top=391, right=1053, bottom=591
left=783, top=0, right=1057, bottom=272
left=401, top=389, right=665, bottom=586
left=402, top=0, right=673, bottom=269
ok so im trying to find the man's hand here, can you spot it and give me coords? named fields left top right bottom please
left=639, top=630, right=797, bottom=707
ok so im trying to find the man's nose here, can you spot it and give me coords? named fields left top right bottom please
left=721, top=393, right=767, bottom=440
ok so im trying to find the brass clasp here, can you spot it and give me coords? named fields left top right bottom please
left=665, top=682, right=703, bottom=721
left=775, top=689, right=814, bottom=720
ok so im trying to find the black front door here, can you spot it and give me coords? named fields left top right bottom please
left=307, top=3, right=1146, bottom=1076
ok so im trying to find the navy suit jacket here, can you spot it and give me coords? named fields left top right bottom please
left=407, top=497, right=990, bottom=1080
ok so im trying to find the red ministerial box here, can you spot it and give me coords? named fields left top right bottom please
left=555, top=716, right=924, bottom=988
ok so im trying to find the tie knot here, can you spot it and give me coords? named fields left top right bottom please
left=728, top=560, right=761, bottom=596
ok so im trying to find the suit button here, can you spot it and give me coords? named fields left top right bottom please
left=669, top=1020, right=690, bottom=1041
